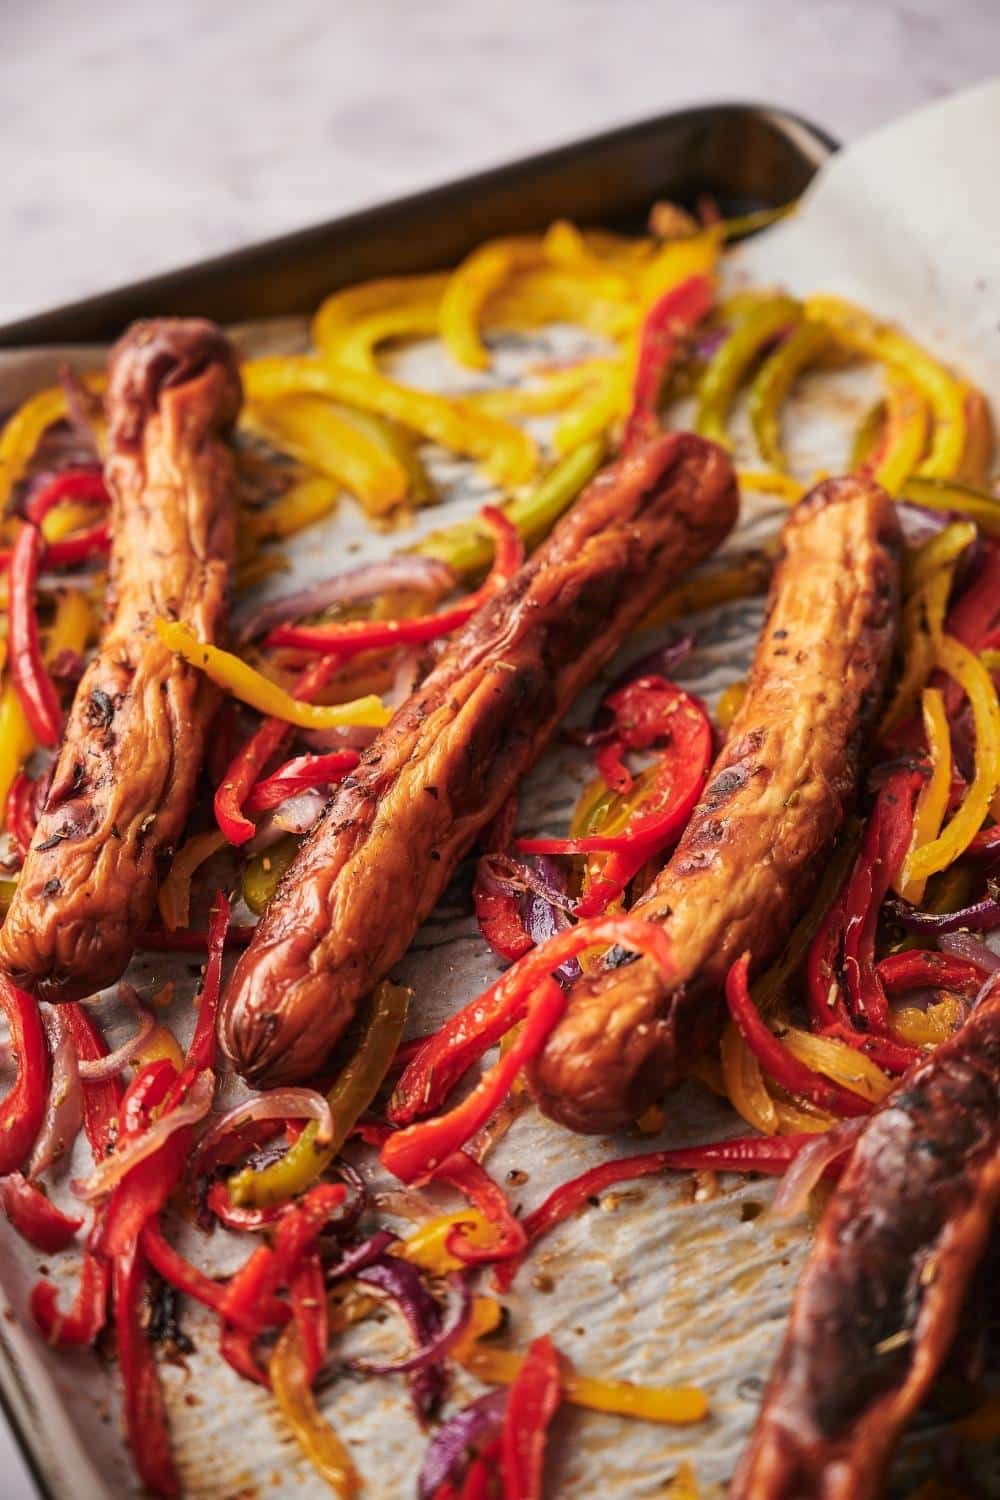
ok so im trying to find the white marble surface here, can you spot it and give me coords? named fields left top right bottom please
left=0, top=5, right=997, bottom=1498
left=1, top=0, right=998, bottom=326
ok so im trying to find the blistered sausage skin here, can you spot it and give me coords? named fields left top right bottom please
left=732, top=978, right=1000, bottom=1500
left=530, top=475, right=901, bottom=1133
left=221, top=433, right=739, bottom=1085
left=0, top=320, right=241, bottom=1002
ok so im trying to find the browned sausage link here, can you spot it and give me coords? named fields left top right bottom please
left=732, top=979, right=1000, bottom=1500
left=221, top=432, right=739, bottom=1085
left=530, top=474, right=901, bottom=1133
left=0, top=319, right=241, bottom=1002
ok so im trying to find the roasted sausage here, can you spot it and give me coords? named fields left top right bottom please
left=530, top=474, right=901, bottom=1133
left=221, top=432, right=739, bottom=1084
left=732, top=977, right=1000, bottom=1500
left=0, top=319, right=241, bottom=1002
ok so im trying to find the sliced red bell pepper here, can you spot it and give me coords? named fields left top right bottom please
left=8, top=519, right=62, bottom=745
left=623, top=275, right=715, bottom=451
left=436, top=1151, right=527, bottom=1263
left=140, top=1219, right=286, bottom=1333
left=206, top=1178, right=284, bottom=1233
left=876, top=948, right=986, bottom=997
left=220, top=1322, right=270, bottom=1389
left=725, top=953, right=871, bottom=1118
left=119, top=1058, right=178, bottom=1139
left=101, top=1127, right=191, bottom=1260
left=517, top=678, right=712, bottom=917
left=243, top=749, right=360, bottom=814
left=113, top=1242, right=180, bottom=1498
left=473, top=795, right=534, bottom=962
left=0, top=469, right=111, bottom=573
left=4, top=770, right=40, bottom=861
left=462, top=1438, right=502, bottom=1500
left=840, top=769, right=922, bottom=1033
left=493, top=1134, right=816, bottom=1293
left=218, top=1183, right=345, bottom=1333
left=389, top=913, right=673, bottom=1127
left=0, top=976, right=49, bottom=1175
left=290, top=1249, right=328, bottom=1384
left=214, top=653, right=343, bottom=845
left=137, top=923, right=254, bottom=954
left=265, top=506, right=523, bottom=654
left=184, top=890, right=230, bottom=1075
left=501, top=1334, right=561, bottom=1500
left=383, top=980, right=566, bottom=1185
left=0, top=1172, right=82, bottom=1251
left=31, top=1243, right=110, bottom=1347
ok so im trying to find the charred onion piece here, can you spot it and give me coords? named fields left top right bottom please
left=0, top=319, right=241, bottom=1000
left=222, top=432, right=739, bottom=1084
left=530, top=474, right=901, bottom=1132
left=732, top=975, right=1000, bottom=1500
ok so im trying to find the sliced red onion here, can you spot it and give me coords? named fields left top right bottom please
left=191, top=1086, right=335, bottom=1181
left=350, top=1271, right=471, bottom=1375
left=894, top=501, right=953, bottom=547
left=71, top=1070, right=215, bottom=1202
left=355, top=1256, right=447, bottom=1420
left=326, top=1230, right=396, bottom=1282
left=885, top=891, right=1000, bottom=935
left=417, top=1390, right=508, bottom=1500
left=273, top=790, right=328, bottom=836
left=521, top=855, right=582, bottom=982
left=771, top=1119, right=865, bottom=1219
left=478, top=851, right=577, bottom=914
left=28, top=1011, right=83, bottom=1178
left=937, top=930, right=1000, bottom=973
left=233, top=555, right=454, bottom=643
left=76, top=1005, right=156, bottom=1082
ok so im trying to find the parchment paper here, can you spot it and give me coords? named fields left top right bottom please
left=1, top=80, right=999, bottom=1500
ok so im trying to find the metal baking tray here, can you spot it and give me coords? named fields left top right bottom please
left=0, top=101, right=836, bottom=1500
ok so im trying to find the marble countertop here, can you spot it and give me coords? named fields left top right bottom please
left=0, top=4, right=997, bottom=1497
left=1, top=0, right=996, bottom=327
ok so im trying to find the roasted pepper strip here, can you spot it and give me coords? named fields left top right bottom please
left=623, top=274, right=714, bottom=450
left=455, top=1298, right=707, bottom=1425
left=157, top=830, right=227, bottom=932
left=805, top=295, right=967, bottom=479
left=312, top=273, right=449, bottom=369
left=898, top=687, right=952, bottom=904
left=904, top=635, right=1000, bottom=883
left=415, top=439, right=604, bottom=578
left=859, top=376, right=930, bottom=496
left=0, top=1173, right=82, bottom=1252
left=725, top=954, right=870, bottom=1118
left=243, top=356, right=536, bottom=488
left=748, top=320, right=831, bottom=470
left=440, top=236, right=546, bottom=369
left=436, top=1151, right=527, bottom=1264
left=695, top=295, right=800, bottom=449
left=501, top=1334, right=561, bottom=1500
left=246, top=392, right=409, bottom=514
left=877, top=948, right=985, bottom=998
left=114, top=1243, right=180, bottom=1498
left=31, top=1244, right=110, bottom=1348
left=8, top=518, right=62, bottom=745
left=267, top=506, right=522, bottom=654
left=244, top=750, right=361, bottom=814
left=155, top=619, right=390, bottom=731
left=0, top=976, right=49, bottom=1174
left=270, top=1320, right=359, bottom=1498
left=242, top=834, right=299, bottom=915
left=228, top=981, right=410, bottom=1207
left=901, top=475, right=1000, bottom=538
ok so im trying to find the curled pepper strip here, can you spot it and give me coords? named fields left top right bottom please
left=389, top=914, right=673, bottom=1128
left=877, top=948, right=985, bottom=998
left=748, top=320, right=830, bottom=470
left=902, top=476, right=1000, bottom=539
left=725, top=954, right=870, bottom=1118
left=244, top=749, right=360, bottom=814
left=157, top=830, right=227, bottom=932
left=246, top=392, right=408, bottom=514
left=695, top=295, right=801, bottom=449
left=436, top=1152, right=527, bottom=1265
left=501, top=1335, right=562, bottom=1500
left=215, top=654, right=343, bottom=846
left=8, top=518, right=62, bottom=745
left=858, top=375, right=930, bottom=496
left=155, top=619, right=390, bottom=732
left=31, top=1241, right=110, bottom=1348
left=265, top=506, right=523, bottom=655
left=0, top=975, right=49, bottom=1175
left=270, top=1320, right=359, bottom=1498
left=897, top=687, right=951, bottom=904
left=0, top=1173, right=82, bottom=1251
left=228, top=981, right=410, bottom=1208
left=622, top=274, right=714, bottom=451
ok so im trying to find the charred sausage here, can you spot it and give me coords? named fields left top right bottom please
left=732, top=977, right=1000, bottom=1500
left=0, top=319, right=241, bottom=1001
left=530, top=474, right=901, bottom=1133
left=221, top=432, right=739, bottom=1084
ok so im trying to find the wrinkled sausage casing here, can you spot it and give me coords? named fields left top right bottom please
left=222, top=432, right=739, bottom=1085
left=0, top=320, right=241, bottom=1002
left=530, top=475, right=901, bottom=1133
left=733, top=979, right=1000, bottom=1500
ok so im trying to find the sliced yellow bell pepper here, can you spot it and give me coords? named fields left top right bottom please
left=241, top=476, right=339, bottom=542
left=737, top=469, right=805, bottom=504
left=487, top=267, right=636, bottom=341
left=643, top=550, right=774, bottom=628
left=903, top=634, right=1000, bottom=884
left=0, top=878, right=17, bottom=917
left=553, top=364, right=629, bottom=454
left=0, top=374, right=107, bottom=512
left=891, top=996, right=963, bottom=1046
left=441, top=236, right=547, bottom=369
left=748, top=320, right=831, bottom=470
left=780, top=1027, right=892, bottom=1104
left=243, top=356, right=536, bottom=488
left=715, top=680, right=747, bottom=735
left=454, top=1298, right=708, bottom=1425
left=133, top=1024, right=186, bottom=1074
left=721, top=1022, right=778, bottom=1135
left=902, top=520, right=975, bottom=596
left=312, top=273, right=449, bottom=373
left=158, top=829, right=228, bottom=932
left=394, top=1209, right=495, bottom=1274
left=664, top=1461, right=701, bottom=1499
left=804, top=295, right=966, bottom=479
left=154, top=619, right=391, bottom=731
left=246, top=394, right=408, bottom=514
left=956, top=385, right=994, bottom=487
left=468, top=360, right=613, bottom=419
left=638, top=229, right=720, bottom=304
left=898, top=687, right=951, bottom=904
left=867, top=376, right=930, bottom=496
left=901, top=476, right=1000, bottom=539
left=270, top=1322, right=359, bottom=1497
left=331, top=405, right=437, bottom=507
